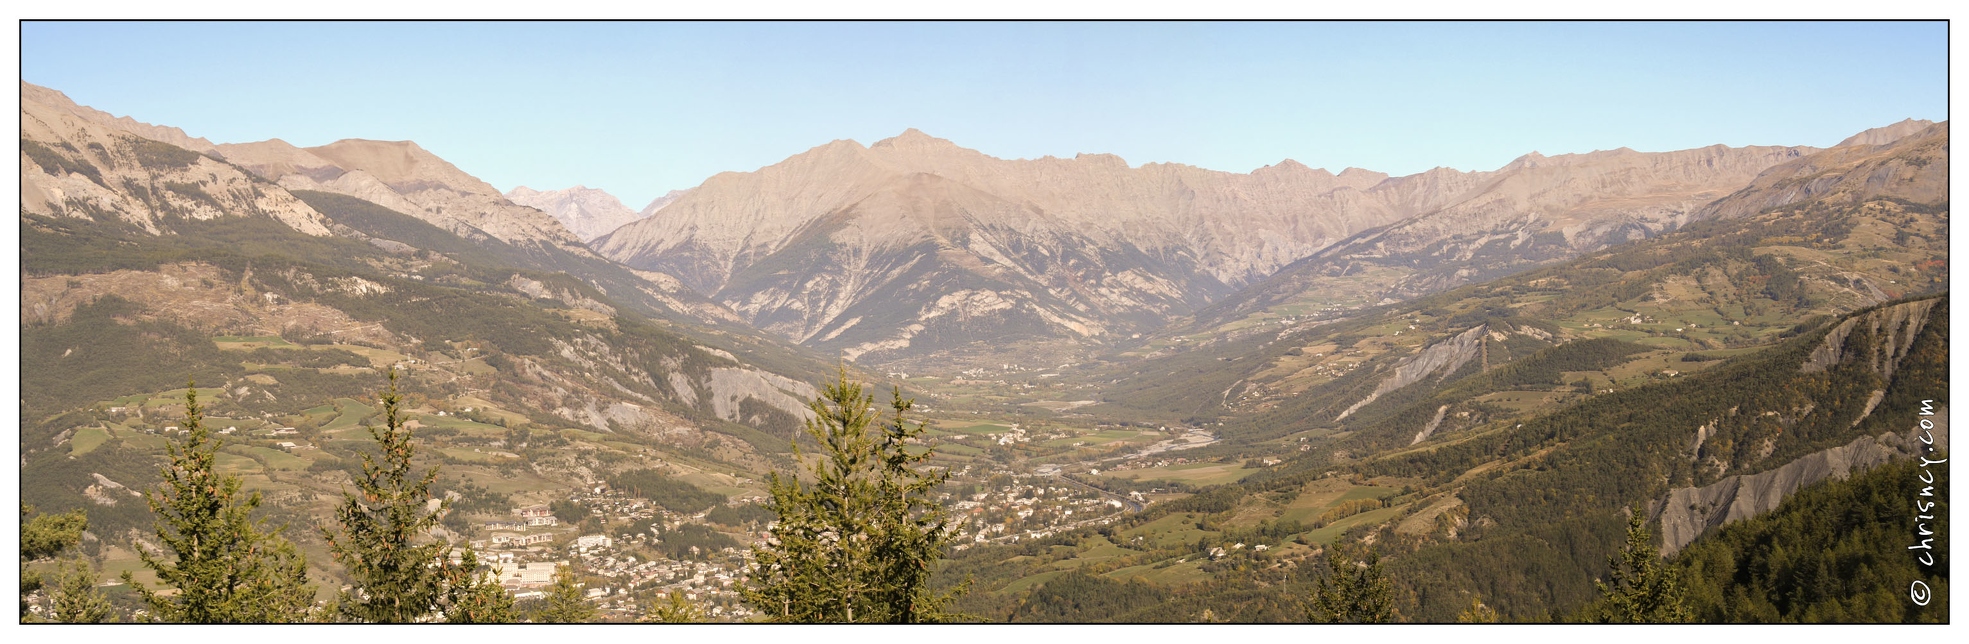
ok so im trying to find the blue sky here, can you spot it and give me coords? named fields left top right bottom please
left=21, top=21, right=1947, bottom=208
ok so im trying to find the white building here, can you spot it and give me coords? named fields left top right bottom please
left=494, top=561, right=561, bottom=589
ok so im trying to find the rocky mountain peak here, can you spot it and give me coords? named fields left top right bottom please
left=870, top=128, right=959, bottom=151
left=306, top=138, right=500, bottom=196
left=503, top=184, right=646, bottom=242
left=1254, top=159, right=1326, bottom=177
left=1835, top=118, right=1938, bottom=148
left=1335, top=167, right=1391, bottom=190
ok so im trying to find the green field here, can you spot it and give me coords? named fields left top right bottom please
left=937, top=421, right=1017, bottom=435
left=452, top=396, right=531, bottom=425
left=1297, top=506, right=1406, bottom=545
left=213, top=335, right=302, bottom=350
left=929, top=441, right=983, bottom=456
left=440, top=447, right=516, bottom=463
left=70, top=426, right=112, bottom=456
left=325, top=343, right=409, bottom=367
left=322, top=398, right=376, bottom=432
left=214, top=452, right=263, bottom=475
left=238, top=445, right=312, bottom=470
left=418, top=414, right=508, bottom=436
left=112, top=429, right=168, bottom=452
left=1120, top=513, right=1217, bottom=549
left=1106, top=462, right=1258, bottom=486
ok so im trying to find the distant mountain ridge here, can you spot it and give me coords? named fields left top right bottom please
left=1699, top=121, right=1947, bottom=220
left=19, top=83, right=332, bottom=237
left=595, top=128, right=1828, bottom=369
left=505, top=184, right=649, bottom=242
left=212, top=137, right=592, bottom=256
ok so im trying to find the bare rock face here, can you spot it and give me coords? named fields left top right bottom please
left=1700, top=121, right=1948, bottom=220
left=20, top=83, right=332, bottom=236
left=1656, top=413, right=1948, bottom=555
left=1656, top=297, right=1948, bottom=555
left=1336, top=325, right=1486, bottom=421
left=506, top=185, right=649, bottom=242
left=1800, top=297, right=1942, bottom=380
left=215, top=137, right=592, bottom=255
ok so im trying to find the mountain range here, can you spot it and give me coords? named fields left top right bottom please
left=17, top=77, right=1949, bottom=623
left=589, top=127, right=1876, bottom=370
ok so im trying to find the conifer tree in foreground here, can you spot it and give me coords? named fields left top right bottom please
left=742, top=369, right=966, bottom=623
left=534, top=565, right=596, bottom=623
left=1583, top=507, right=1691, bottom=623
left=20, top=504, right=91, bottom=621
left=125, top=383, right=317, bottom=623
left=1306, top=544, right=1395, bottom=623
left=323, top=368, right=517, bottom=623
left=641, top=590, right=702, bottom=623
left=440, top=547, right=520, bottom=624
left=53, top=560, right=114, bottom=623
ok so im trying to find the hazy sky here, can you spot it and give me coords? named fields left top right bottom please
left=21, top=21, right=1948, bottom=207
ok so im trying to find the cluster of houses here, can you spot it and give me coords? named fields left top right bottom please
left=452, top=485, right=764, bottom=619
left=947, top=475, right=1127, bottom=548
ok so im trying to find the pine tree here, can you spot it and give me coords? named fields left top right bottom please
left=324, top=368, right=517, bottom=623
left=641, top=590, right=702, bottom=623
left=440, top=546, right=519, bottom=623
left=125, top=383, right=317, bottom=623
left=741, top=370, right=966, bottom=623
left=53, top=560, right=114, bottom=623
left=20, top=504, right=89, bottom=620
left=535, top=564, right=595, bottom=623
left=1585, top=507, right=1692, bottom=623
left=1306, top=544, right=1395, bottom=623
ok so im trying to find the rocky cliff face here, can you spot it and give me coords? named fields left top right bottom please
left=20, top=83, right=332, bottom=236
left=1656, top=414, right=1948, bottom=555
left=1335, top=325, right=1486, bottom=421
left=1656, top=297, right=1949, bottom=554
left=1800, top=296, right=1942, bottom=380
left=506, top=185, right=649, bottom=242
